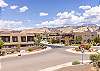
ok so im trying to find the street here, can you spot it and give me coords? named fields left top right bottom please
left=0, top=46, right=89, bottom=71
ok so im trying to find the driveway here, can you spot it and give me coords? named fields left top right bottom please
left=0, top=46, right=89, bottom=71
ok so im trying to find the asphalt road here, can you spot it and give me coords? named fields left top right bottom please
left=0, top=46, right=89, bottom=71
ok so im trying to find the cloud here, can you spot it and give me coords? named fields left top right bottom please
left=19, top=6, right=28, bottom=12
left=79, top=5, right=91, bottom=10
left=37, top=11, right=84, bottom=27
left=37, top=5, right=100, bottom=27
left=10, top=5, right=18, bottom=9
left=40, top=12, right=48, bottom=16
left=0, top=20, right=23, bottom=30
left=0, top=0, right=8, bottom=8
left=83, top=5, right=100, bottom=26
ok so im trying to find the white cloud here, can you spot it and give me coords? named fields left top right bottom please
left=0, top=0, right=8, bottom=8
left=37, top=5, right=100, bottom=27
left=19, top=6, right=28, bottom=12
left=38, top=11, right=84, bottom=27
left=83, top=5, right=100, bottom=26
left=79, top=5, right=91, bottom=10
left=40, top=12, right=48, bottom=16
left=10, top=5, right=18, bottom=9
left=0, top=20, right=24, bottom=30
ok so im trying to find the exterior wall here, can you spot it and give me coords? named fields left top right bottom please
left=0, top=31, right=35, bottom=48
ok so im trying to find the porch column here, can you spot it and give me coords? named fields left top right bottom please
left=10, top=36, right=12, bottom=42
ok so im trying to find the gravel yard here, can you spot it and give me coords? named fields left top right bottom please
left=55, top=64, right=92, bottom=71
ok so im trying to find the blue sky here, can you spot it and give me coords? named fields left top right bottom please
left=0, top=0, right=100, bottom=30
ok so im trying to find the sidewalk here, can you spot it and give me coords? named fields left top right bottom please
left=56, top=64, right=92, bottom=71
left=39, top=60, right=90, bottom=71
left=0, top=47, right=52, bottom=59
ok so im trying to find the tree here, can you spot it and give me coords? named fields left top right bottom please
left=75, top=36, right=82, bottom=44
left=16, top=44, right=20, bottom=52
left=0, top=40, right=4, bottom=49
left=87, top=39, right=92, bottom=43
left=0, top=40, right=4, bottom=56
left=34, top=34, right=42, bottom=46
left=94, top=37, right=100, bottom=44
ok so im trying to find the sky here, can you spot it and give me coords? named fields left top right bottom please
left=0, top=0, right=100, bottom=30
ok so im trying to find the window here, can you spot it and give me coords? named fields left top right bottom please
left=21, top=36, right=26, bottom=42
left=12, top=36, right=18, bottom=42
left=1, top=36, right=10, bottom=42
left=27, top=36, right=34, bottom=42
left=91, top=35, right=94, bottom=36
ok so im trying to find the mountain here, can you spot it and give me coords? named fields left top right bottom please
left=82, top=23, right=97, bottom=26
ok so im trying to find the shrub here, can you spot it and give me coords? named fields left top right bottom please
left=84, top=44, right=91, bottom=50
left=93, top=43, right=96, bottom=46
left=72, top=60, right=80, bottom=65
left=10, top=50, right=15, bottom=53
left=79, top=44, right=91, bottom=50
left=75, top=47, right=81, bottom=51
left=90, top=53, right=100, bottom=68
left=65, top=44, right=68, bottom=46
left=1, top=51, right=6, bottom=56
left=90, top=53, right=100, bottom=62
left=27, top=48, right=33, bottom=52
left=97, top=61, right=100, bottom=68
left=41, top=46, right=47, bottom=49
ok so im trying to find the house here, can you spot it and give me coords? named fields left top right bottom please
left=73, top=27, right=97, bottom=43
left=0, top=29, right=34, bottom=48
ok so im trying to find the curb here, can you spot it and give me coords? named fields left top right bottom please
left=0, top=47, right=52, bottom=59
left=65, top=48, right=98, bottom=54
left=39, top=60, right=90, bottom=71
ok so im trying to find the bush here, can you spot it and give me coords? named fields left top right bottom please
left=72, top=60, right=80, bottom=65
left=41, top=46, right=47, bottom=49
left=10, top=50, right=15, bottom=53
left=84, top=44, right=91, bottom=50
left=75, top=47, right=81, bottom=51
left=79, top=44, right=91, bottom=50
left=27, top=48, right=33, bottom=52
left=93, top=43, right=96, bottom=46
left=51, top=38, right=60, bottom=44
left=97, top=61, right=100, bottom=68
left=0, top=51, right=6, bottom=56
left=90, top=53, right=100, bottom=62
left=90, top=53, right=100, bottom=68
left=65, top=44, right=68, bottom=46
